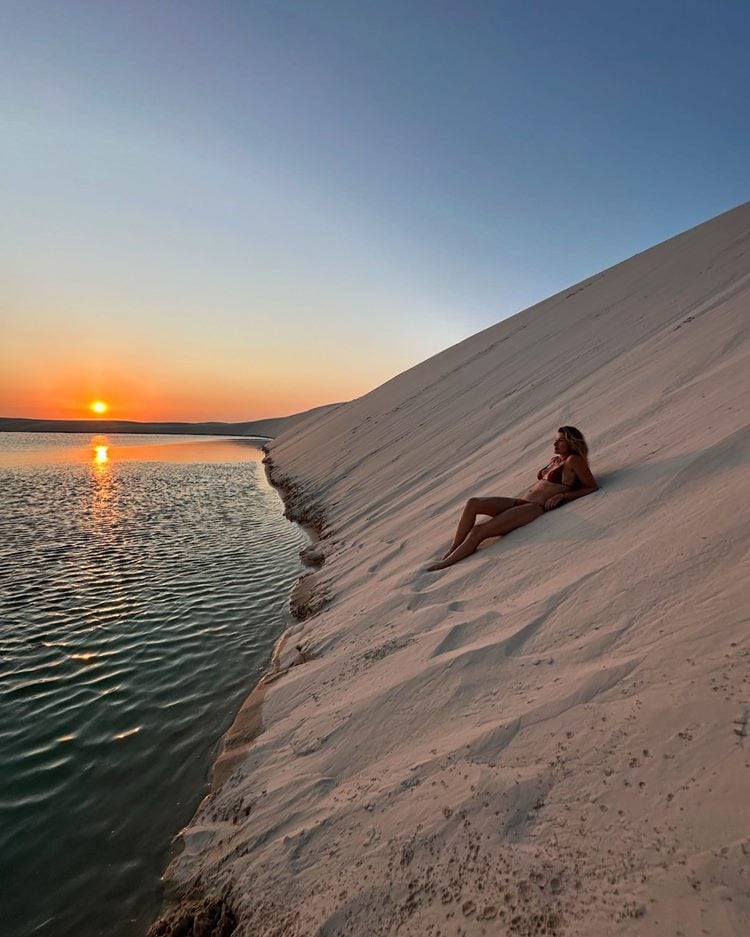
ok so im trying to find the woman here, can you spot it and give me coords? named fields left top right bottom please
left=427, top=426, right=598, bottom=571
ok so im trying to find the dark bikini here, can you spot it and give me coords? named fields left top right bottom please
left=539, top=459, right=569, bottom=485
left=514, top=457, right=579, bottom=506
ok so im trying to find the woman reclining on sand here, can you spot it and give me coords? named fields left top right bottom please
left=427, top=426, right=598, bottom=571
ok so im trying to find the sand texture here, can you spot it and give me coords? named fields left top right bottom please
left=151, top=203, right=750, bottom=936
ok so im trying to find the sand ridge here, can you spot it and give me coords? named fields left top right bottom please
left=150, top=203, right=750, bottom=936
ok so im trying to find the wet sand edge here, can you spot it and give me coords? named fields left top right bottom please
left=146, top=448, right=330, bottom=936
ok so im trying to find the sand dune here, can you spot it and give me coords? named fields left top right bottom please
left=151, top=203, right=750, bottom=936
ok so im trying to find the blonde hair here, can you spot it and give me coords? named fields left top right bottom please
left=558, top=425, right=589, bottom=459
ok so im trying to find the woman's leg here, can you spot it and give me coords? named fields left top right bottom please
left=443, top=496, right=518, bottom=558
left=428, top=503, right=544, bottom=571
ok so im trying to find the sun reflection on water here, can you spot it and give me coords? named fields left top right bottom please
left=113, top=727, right=142, bottom=741
left=91, top=435, right=110, bottom=463
left=89, top=436, right=119, bottom=527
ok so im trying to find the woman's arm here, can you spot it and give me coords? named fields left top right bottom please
left=565, top=455, right=599, bottom=499
left=544, top=456, right=599, bottom=509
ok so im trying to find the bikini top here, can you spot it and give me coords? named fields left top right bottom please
left=538, top=457, right=579, bottom=488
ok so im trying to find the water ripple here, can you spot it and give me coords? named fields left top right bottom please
left=0, top=434, right=306, bottom=937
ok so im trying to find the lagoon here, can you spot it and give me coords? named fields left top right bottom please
left=0, top=433, right=305, bottom=937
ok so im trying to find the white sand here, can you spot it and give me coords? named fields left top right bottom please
left=153, top=203, right=750, bottom=936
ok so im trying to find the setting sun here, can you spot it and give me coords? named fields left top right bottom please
left=90, top=401, right=108, bottom=415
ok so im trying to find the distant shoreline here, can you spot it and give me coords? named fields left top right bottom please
left=0, top=403, right=341, bottom=439
left=0, top=416, right=284, bottom=438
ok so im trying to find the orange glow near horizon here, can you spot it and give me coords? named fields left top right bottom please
left=0, top=378, right=355, bottom=424
left=0, top=343, right=411, bottom=423
left=90, top=400, right=108, bottom=414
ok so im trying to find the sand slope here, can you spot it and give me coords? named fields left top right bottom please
left=153, top=203, right=750, bottom=937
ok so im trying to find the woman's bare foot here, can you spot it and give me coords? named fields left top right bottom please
left=426, top=560, right=447, bottom=572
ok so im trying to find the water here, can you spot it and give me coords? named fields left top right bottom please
left=0, top=433, right=307, bottom=937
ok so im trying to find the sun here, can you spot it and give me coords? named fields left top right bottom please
left=90, top=400, right=108, bottom=415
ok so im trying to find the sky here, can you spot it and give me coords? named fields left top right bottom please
left=2, top=0, right=748, bottom=422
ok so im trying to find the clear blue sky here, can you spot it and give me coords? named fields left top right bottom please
left=2, top=0, right=748, bottom=419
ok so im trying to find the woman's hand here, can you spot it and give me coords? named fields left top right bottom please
left=544, top=494, right=565, bottom=511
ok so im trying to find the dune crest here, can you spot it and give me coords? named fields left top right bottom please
left=152, top=203, right=750, bottom=936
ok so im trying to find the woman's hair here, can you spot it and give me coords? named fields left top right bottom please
left=558, top=425, right=589, bottom=459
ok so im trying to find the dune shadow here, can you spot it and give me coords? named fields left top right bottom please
left=595, top=432, right=747, bottom=491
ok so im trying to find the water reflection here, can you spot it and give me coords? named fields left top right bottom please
left=0, top=430, right=305, bottom=937
left=89, top=436, right=119, bottom=528
left=0, top=432, right=268, bottom=467
left=91, top=435, right=110, bottom=462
